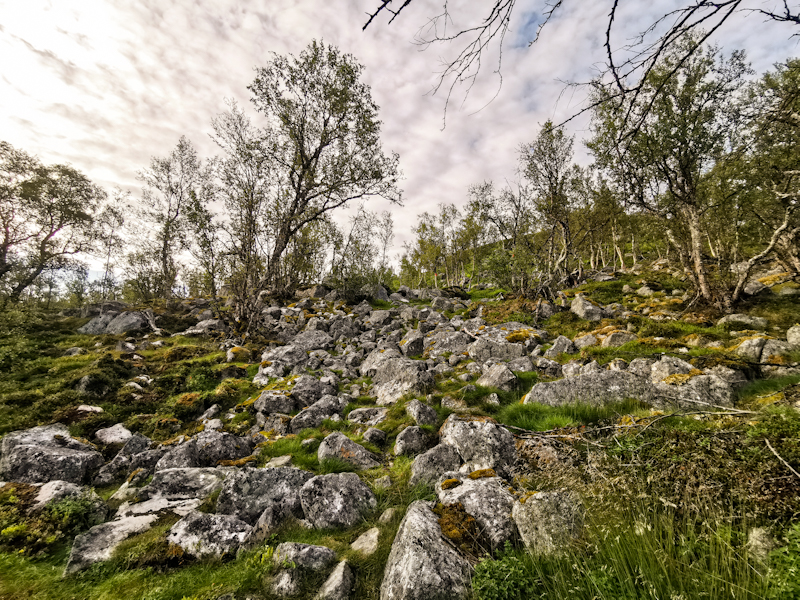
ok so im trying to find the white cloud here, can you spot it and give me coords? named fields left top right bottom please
left=1, top=0, right=797, bottom=253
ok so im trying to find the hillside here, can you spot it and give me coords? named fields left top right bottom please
left=0, top=262, right=799, bottom=600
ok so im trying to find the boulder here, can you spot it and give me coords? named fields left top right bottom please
left=361, top=349, right=435, bottom=405
left=300, top=473, right=377, bottom=529
left=512, top=490, right=583, bottom=556
left=544, top=335, right=577, bottom=358
left=525, top=370, right=668, bottom=409
left=436, top=474, right=517, bottom=550
left=167, top=511, right=251, bottom=558
left=439, top=415, right=516, bottom=477
left=216, top=467, right=315, bottom=525
left=570, top=295, right=605, bottom=321
left=467, top=338, right=526, bottom=363
left=275, top=542, right=337, bottom=571
left=734, top=337, right=768, bottom=362
left=155, top=430, right=252, bottom=470
left=316, top=561, right=355, bottom=600
left=292, top=375, right=338, bottom=406
left=601, top=332, right=637, bottom=348
left=425, top=331, right=473, bottom=359
left=138, top=467, right=227, bottom=501
left=31, top=481, right=108, bottom=525
left=95, top=423, right=132, bottom=445
left=476, top=364, right=518, bottom=392
left=650, top=356, right=696, bottom=383
left=394, top=426, right=433, bottom=457
left=787, top=325, right=800, bottom=348
left=318, top=432, right=380, bottom=470
left=507, top=356, right=535, bottom=372
left=104, top=311, right=151, bottom=335
left=352, top=527, right=381, bottom=555
left=253, top=390, right=299, bottom=415
left=293, top=330, right=334, bottom=352
left=718, top=314, right=768, bottom=329
left=761, top=339, right=794, bottom=364
left=348, top=407, right=389, bottom=427
left=363, top=427, right=387, bottom=447
left=291, top=395, right=347, bottom=433
left=406, top=399, right=438, bottom=427
left=64, top=515, right=159, bottom=575
left=254, top=345, right=309, bottom=383
left=400, top=330, right=425, bottom=357
left=379, top=500, right=472, bottom=600
left=0, top=424, right=104, bottom=484
left=573, top=334, right=599, bottom=349
left=77, top=313, right=116, bottom=335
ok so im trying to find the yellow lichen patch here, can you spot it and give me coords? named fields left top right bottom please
left=126, top=468, right=144, bottom=483
left=768, top=355, right=789, bottom=365
left=505, top=329, right=534, bottom=343
left=662, top=369, right=704, bottom=385
left=758, top=272, right=792, bottom=287
left=432, top=502, right=486, bottom=556
left=519, top=491, right=539, bottom=504
left=468, top=468, right=497, bottom=480
left=217, top=456, right=257, bottom=467
left=260, top=360, right=273, bottom=368
left=755, top=392, right=784, bottom=406
left=618, top=414, right=637, bottom=426
left=440, top=478, right=462, bottom=490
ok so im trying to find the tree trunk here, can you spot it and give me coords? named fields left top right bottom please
left=684, top=205, right=713, bottom=303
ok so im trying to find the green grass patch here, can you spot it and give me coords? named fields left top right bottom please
left=497, top=399, right=648, bottom=432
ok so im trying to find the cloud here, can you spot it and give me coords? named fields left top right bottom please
left=1, top=0, right=798, bottom=256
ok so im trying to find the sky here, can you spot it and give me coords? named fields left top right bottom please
left=2, top=0, right=799, bottom=261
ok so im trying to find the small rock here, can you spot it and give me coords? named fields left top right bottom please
left=318, top=432, right=380, bottom=470
left=95, top=423, right=133, bottom=445
left=351, top=527, right=381, bottom=555
left=363, top=427, right=387, bottom=447
left=315, top=560, right=355, bottom=600
left=405, top=399, right=438, bottom=427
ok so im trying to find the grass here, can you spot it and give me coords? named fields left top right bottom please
left=496, top=399, right=650, bottom=432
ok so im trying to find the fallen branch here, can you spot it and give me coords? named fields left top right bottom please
left=764, top=438, right=800, bottom=480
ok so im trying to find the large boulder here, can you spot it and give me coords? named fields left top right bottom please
left=476, top=364, right=518, bottom=392
left=317, top=561, right=356, bottom=600
left=253, top=390, right=300, bottom=415
left=167, top=511, right=251, bottom=558
left=400, top=330, right=425, bottom=357
left=787, top=325, right=800, bottom=347
left=293, top=330, right=334, bottom=352
left=394, top=426, right=433, bottom=457
left=425, top=331, right=473, bottom=359
left=570, top=295, right=605, bottom=321
left=406, top=399, right=438, bottom=427
left=718, top=314, right=768, bottom=329
left=254, top=345, right=309, bottom=383
left=467, top=338, right=526, bottom=363
left=380, top=500, right=472, bottom=600
left=216, top=467, right=315, bottom=525
left=275, top=542, right=337, bottom=571
left=291, top=395, right=347, bottom=433
left=436, top=474, right=517, bottom=550
left=77, top=313, right=116, bottom=335
left=348, top=407, right=389, bottom=427
left=544, top=335, right=577, bottom=358
left=410, top=444, right=463, bottom=486
left=300, top=473, right=377, bottom=529
left=318, top=432, right=381, bottom=470
left=439, top=415, right=516, bottom=477
left=0, top=424, right=104, bottom=484
left=512, top=490, right=583, bottom=556
left=154, top=430, right=253, bottom=470
left=360, top=349, right=434, bottom=405
left=525, top=370, right=668, bottom=408
left=64, top=515, right=159, bottom=575
left=104, top=311, right=151, bottom=335
left=291, top=375, right=338, bottom=406
left=138, top=467, right=227, bottom=501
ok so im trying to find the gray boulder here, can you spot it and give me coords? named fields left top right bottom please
left=316, top=561, right=355, bottom=600
left=275, top=542, right=337, bottom=571
left=291, top=395, right=347, bottom=433
left=300, top=473, right=377, bottom=529
left=380, top=500, right=472, bottom=600
left=570, top=295, right=605, bottom=321
left=292, top=375, right=338, bottom=406
left=318, top=432, right=380, bottom=470
left=154, top=430, right=252, bottom=470
left=95, top=423, right=132, bottom=445
left=348, top=407, right=389, bottom=426
left=293, top=330, right=334, bottom=352
left=363, top=427, right=387, bottom=447
left=361, top=349, right=435, bottom=405
left=167, top=511, right=251, bottom=558
left=105, top=311, right=151, bottom=335
left=0, top=424, right=104, bottom=484
left=394, top=426, right=433, bottom=457
left=734, top=337, right=768, bottom=362
left=425, top=331, right=472, bottom=359
left=64, top=515, right=159, bottom=575
left=436, top=474, right=517, bottom=550
left=601, top=331, right=637, bottom=347
left=573, top=334, right=599, bottom=349
left=400, top=330, right=425, bottom=357
left=439, top=415, right=516, bottom=477
left=406, top=399, right=438, bottom=427
left=761, top=339, right=794, bottom=364
left=544, top=335, right=577, bottom=358
left=512, top=490, right=583, bottom=556
left=525, top=370, right=668, bottom=408
left=253, top=390, right=300, bottom=415
left=138, top=467, right=227, bottom=501
left=467, top=338, right=526, bottom=363
left=788, top=325, right=800, bottom=347
left=77, top=313, right=116, bottom=335
left=476, top=364, right=518, bottom=392
left=216, top=467, right=315, bottom=525
left=650, top=356, right=696, bottom=383
left=254, top=345, right=309, bottom=382
left=718, top=314, right=768, bottom=329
